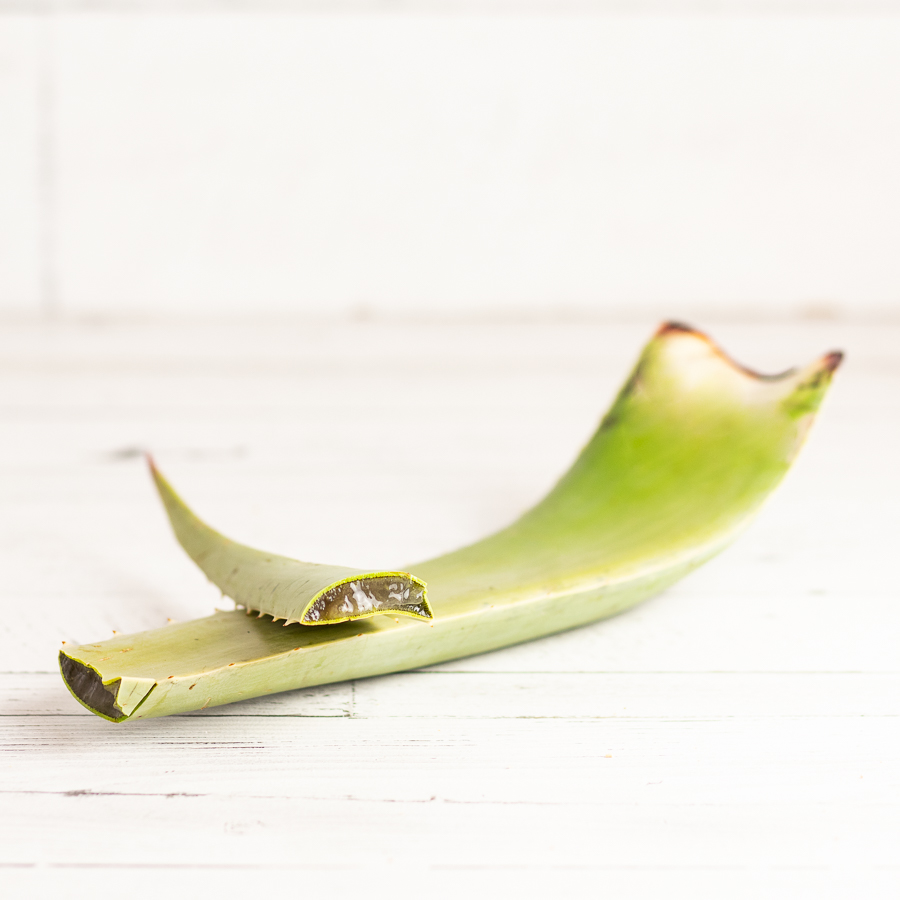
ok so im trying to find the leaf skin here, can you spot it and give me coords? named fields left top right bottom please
left=59, top=323, right=842, bottom=722
left=148, top=460, right=431, bottom=627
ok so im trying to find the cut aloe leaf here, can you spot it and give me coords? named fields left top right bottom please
left=149, top=460, right=431, bottom=627
left=59, top=323, right=842, bottom=722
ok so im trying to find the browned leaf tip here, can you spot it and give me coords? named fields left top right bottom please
left=822, top=351, right=844, bottom=373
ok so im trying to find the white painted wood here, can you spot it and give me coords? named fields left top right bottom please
left=0, top=320, right=897, bottom=897
left=351, top=671, right=900, bottom=718
left=5, top=671, right=898, bottom=718
left=7, top=1, right=900, bottom=11
left=3, top=712, right=898, bottom=804
left=1, top=765, right=898, bottom=853
left=0, top=14, right=42, bottom=312
left=0, top=673, right=355, bottom=717
left=3, top=866, right=896, bottom=900
left=1, top=714, right=898, bottom=899
left=4, top=11, right=900, bottom=317
left=56, top=13, right=900, bottom=317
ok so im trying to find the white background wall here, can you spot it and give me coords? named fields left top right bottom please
left=2, top=1, right=900, bottom=320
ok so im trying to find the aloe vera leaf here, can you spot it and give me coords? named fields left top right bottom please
left=148, top=460, right=431, bottom=627
left=59, top=323, right=842, bottom=722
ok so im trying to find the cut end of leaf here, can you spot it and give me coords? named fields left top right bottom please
left=300, top=574, right=431, bottom=625
left=59, top=653, right=123, bottom=720
left=58, top=652, right=155, bottom=722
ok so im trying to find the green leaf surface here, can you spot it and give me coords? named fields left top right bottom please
left=149, top=460, right=431, bottom=627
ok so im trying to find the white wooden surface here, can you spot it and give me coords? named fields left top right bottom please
left=5, top=7, right=900, bottom=319
left=1, top=319, right=898, bottom=898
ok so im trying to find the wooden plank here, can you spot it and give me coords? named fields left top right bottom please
left=0, top=674, right=353, bottom=718
left=4, top=671, right=898, bottom=719
left=351, top=671, right=900, bottom=718
left=2, top=712, right=897, bottom=802
left=0, top=768, right=897, bottom=862
left=2, top=865, right=895, bottom=900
